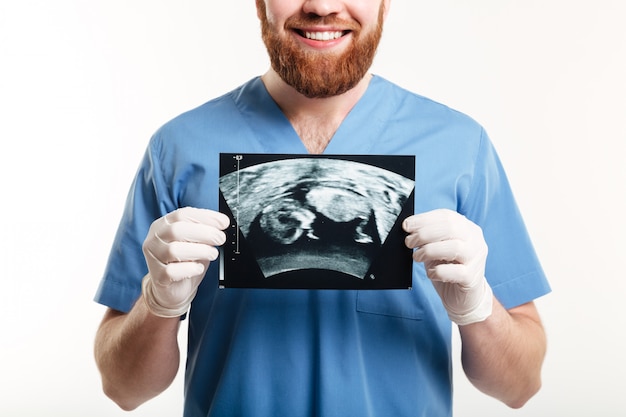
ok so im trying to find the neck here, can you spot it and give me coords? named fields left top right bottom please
left=261, top=69, right=372, bottom=154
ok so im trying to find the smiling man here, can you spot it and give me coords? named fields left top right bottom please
left=258, top=0, right=384, bottom=98
left=94, top=1, right=551, bottom=416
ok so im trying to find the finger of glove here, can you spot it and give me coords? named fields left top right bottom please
left=424, top=261, right=473, bottom=285
left=167, top=207, right=230, bottom=230
left=403, top=209, right=473, bottom=247
left=145, top=239, right=220, bottom=265
left=412, top=239, right=467, bottom=264
left=152, top=219, right=228, bottom=247
left=161, top=261, right=207, bottom=283
left=145, top=249, right=207, bottom=285
left=425, top=260, right=485, bottom=289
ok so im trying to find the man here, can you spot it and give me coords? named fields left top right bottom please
left=94, top=1, right=551, bottom=416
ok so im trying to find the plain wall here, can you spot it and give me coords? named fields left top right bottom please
left=1, top=1, right=624, bottom=416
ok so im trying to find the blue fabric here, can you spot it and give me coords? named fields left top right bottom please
left=94, top=76, right=550, bottom=417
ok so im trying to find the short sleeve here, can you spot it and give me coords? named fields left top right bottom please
left=460, top=129, right=551, bottom=309
left=94, top=134, right=177, bottom=312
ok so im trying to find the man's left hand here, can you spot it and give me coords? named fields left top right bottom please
left=403, top=209, right=493, bottom=325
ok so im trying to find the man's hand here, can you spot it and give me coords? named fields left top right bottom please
left=141, top=207, right=230, bottom=318
left=403, top=209, right=493, bottom=325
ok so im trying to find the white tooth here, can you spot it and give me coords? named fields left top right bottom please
left=305, top=31, right=343, bottom=41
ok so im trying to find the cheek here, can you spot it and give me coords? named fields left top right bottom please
left=263, top=0, right=296, bottom=25
left=348, top=2, right=384, bottom=30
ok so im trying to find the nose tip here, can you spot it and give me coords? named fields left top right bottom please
left=302, top=0, right=343, bottom=17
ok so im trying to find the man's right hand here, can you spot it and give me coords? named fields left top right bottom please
left=141, top=207, right=230, bottom=318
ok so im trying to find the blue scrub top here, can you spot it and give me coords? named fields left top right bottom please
left=95, top=76, right=550, bottom=417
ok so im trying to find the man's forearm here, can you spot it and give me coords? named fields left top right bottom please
left=459, top=299, right=547, bottom=408
left=94, top=297, right=182, bottom=411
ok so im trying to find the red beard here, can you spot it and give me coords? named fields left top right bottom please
left=258, top=2, right=385, bottom=98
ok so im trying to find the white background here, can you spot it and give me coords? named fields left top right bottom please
left=1, top=1, right=624, bottom=416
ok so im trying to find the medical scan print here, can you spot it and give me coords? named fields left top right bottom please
left=218, top=154, right=415, bottom=289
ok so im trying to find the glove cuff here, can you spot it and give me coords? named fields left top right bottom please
left=448, top=279, right=494, bottom=326
left=142, top=274, right=196, bottom=318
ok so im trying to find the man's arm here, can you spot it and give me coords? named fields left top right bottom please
left=94, top=207, right=230, bottom=410
left=94, top=301, right=181, bottom=411
left=403, top=209, right=548, bottom=407
left=459, top=299, right=547, bottom=408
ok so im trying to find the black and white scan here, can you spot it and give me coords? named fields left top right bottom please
left=218, top=154, right=415, bottom=289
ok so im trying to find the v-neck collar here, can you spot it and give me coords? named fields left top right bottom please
left=325, top=76, right=389, bottom=154
left=235, top=76, right=391, bottom=155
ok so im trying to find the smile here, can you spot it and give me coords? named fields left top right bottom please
left=303, top=31, right=346, bottom=41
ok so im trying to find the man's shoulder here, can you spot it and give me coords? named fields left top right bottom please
left=373, top=76, right=484, bottom=136
left=149, top=77, right=264, bottom=144
left=170, top=77, right=261, bottom=125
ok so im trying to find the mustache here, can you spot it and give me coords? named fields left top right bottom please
left=284, top=15, right=360, bottom=32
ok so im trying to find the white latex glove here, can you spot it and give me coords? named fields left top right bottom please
left=141, top=207, right=230, bottom=318
left=403, top=209, right=493, bottom=326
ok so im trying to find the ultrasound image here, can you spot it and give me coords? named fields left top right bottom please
left=219, top=155, right=415, bottom=288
